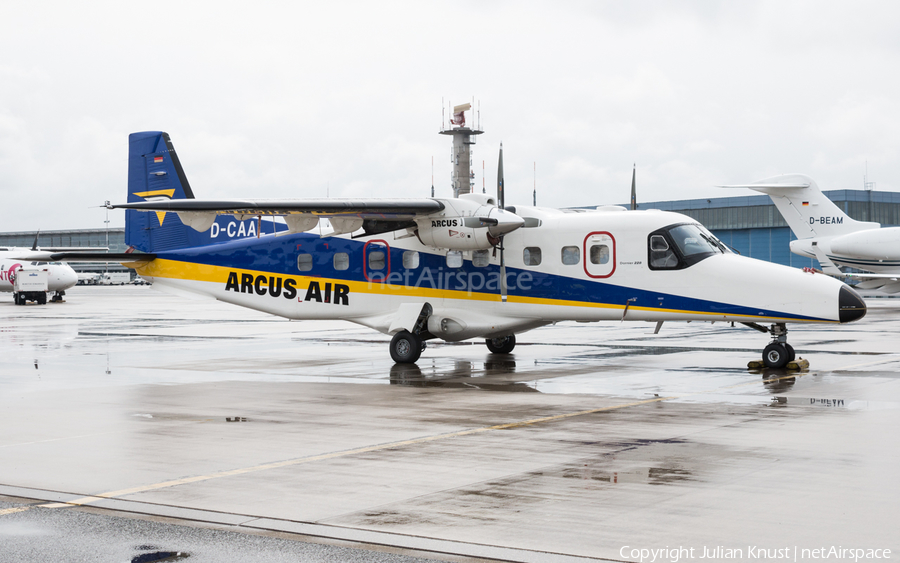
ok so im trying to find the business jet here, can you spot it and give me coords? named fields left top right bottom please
left=85, top=132, right=866, bottom=369
left=724, top=174, right=900, bottom=294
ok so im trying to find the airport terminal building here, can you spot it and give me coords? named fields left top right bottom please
left=3, top=189, right=899, bottom=272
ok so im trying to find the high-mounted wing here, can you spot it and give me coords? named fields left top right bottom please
left=109, top=198, right=447, bottom=236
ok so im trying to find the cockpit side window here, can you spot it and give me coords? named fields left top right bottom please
left=649, top=235, right=679, bottom=269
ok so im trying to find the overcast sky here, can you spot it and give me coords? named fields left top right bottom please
left=2, top=0, right=899, bottom=232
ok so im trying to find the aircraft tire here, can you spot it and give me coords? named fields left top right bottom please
left=390, top=331, right=422, bottom=364
left=784, top=343, right=796, bottom=362
left=763, top=343, right=790, bottom=369
left=486, top=334, right=516, bottom=354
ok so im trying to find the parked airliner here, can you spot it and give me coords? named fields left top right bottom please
left=81, top=132, right=867, bottom=368
left=726, top=174, right=900, bottom=294
left=0, top=249, right=79, bottom=302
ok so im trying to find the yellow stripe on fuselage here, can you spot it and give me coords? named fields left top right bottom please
left=135, top=257, right=827, bottom=323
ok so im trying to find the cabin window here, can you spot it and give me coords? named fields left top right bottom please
left=368, top=251, right=386, bottom=270
left=297, top=253, right=313, bottom=272
left=589, top=244, right=610, bottom=265
left=446, top=250, right=463, bottom=268
left=561, top=246, right=580, bottom=265
left=472, top=249, right=490, bottom=267
left=523, top=247, right=542, bottom=266
left=402, top=251, right=419, bottom=269
left=334, top=252, right=349, bottom=271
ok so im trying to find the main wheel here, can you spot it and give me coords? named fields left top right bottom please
left=390, top=331, right=422, bottom=363
left=486, top=334, right=516, bottom=354
left=763, top=343, right=790, bottom=369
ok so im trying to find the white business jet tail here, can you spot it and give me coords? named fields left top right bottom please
left=720, top=174, right=879, bottom=239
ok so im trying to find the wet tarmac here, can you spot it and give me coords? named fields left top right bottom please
left=1, top=286, right=899, bottom=562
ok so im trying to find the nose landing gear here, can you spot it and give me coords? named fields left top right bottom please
left=743, top=322, right=796, bottom=369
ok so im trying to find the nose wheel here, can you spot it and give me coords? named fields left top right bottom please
left=763, top=342, right=795, bottom=369
left=742, top=322, right=796, bottom=369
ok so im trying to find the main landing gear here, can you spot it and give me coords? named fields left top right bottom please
left=390, top=331, right=427, bottom=363
left=486, top=334, right=516, bottom=354
left=743, top=322, right=795, bottom=369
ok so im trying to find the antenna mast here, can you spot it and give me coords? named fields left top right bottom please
left=439, top=98, right=483, bottom=198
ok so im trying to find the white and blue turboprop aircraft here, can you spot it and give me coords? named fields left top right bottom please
left=724, top=174, right=900, bottom=294
left=1, top=240, right=80, bottom=303
left=89, top=132, right=866, bottom=368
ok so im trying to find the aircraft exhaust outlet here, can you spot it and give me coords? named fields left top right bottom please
left=838, top=286, right=866, bottom=323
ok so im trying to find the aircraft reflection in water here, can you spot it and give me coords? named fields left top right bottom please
left=83, top=131, right=867, bottom=369
left=388, top=360, right=529, bottom=391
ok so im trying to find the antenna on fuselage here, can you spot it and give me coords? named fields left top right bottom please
left=630, top=163, right=638, bottom=210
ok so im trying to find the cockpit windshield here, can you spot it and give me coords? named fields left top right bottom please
left=648, top=223, right=726, bottom=270
left=668, top=224, right=724, bottom=257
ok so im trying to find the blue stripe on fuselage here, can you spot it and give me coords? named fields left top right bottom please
left=156, top=233, right=827, bottom=321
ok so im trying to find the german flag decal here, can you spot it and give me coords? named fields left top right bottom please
left=154, top=156, right=163, bottom=163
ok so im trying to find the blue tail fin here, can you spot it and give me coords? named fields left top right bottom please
left=125, top=131, right=286, bottom=252
left=125, top=131, right=197, bottom=253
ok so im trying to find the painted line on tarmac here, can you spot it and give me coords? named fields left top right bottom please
left=7, top=370, right=817, bottom=515
left=834, top=354, right=900, bottom=371
left=10, top=395, right=680, bottom=513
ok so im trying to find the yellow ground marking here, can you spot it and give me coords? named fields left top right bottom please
left=832, top=354, right=900, bottom=371
left=2, top=367, right=849, bottom=516
left=6, top=395, right=677, bottom=514
left=0, top=507, right=32, bottom=516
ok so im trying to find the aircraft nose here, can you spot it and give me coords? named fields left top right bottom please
left=65, top=266, right=78, bottom=287
left=839, top=285, right=866, bottom=323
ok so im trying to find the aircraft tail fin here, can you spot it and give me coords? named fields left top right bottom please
left=125, top=131, right=197, bottom=253
left=720, top=174, right=879, bottom=239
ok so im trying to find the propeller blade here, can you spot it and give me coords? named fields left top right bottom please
left=497, top=143, right=505, bottom=210
left=496, top=143, right=508, bottom=302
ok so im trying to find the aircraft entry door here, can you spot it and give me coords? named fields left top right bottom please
left=364, top=240, right=390, bottom=283
left=583, top=231, right=616, bottom=278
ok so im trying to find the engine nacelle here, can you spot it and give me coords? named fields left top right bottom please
left=415, top=198, right=525, bottom=251
left=416, top=217, right=497, bottom=250
left=829, top=227, right=900, bottom=261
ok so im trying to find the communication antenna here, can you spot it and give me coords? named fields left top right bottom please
left=431, top=156, right=434, bottom=197
left=533, top=162, right=536, bottom=206
left=482, top=160, right=485, bottom=193
left=864, top=161, right=875, bottom=191
left=631, top=163, right=637, bottom=210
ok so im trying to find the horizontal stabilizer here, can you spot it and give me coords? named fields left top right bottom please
left=718, top=183, right=811, bottom=190
left=112, top=198, right=445, bottom=220
left=48, top=252, right=157, bottom=262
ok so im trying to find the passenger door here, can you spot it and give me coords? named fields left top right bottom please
left=583, top=231, right=615, bottom=278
